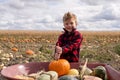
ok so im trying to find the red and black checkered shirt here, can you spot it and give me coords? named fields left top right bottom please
left=56, top=28, right=83, bottom=62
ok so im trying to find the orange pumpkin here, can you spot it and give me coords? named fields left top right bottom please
left=26, top=49, right=34, bottom=55
left=48, top=59, right=70, bottom=76
left=11, top=47, right=18, bottom=52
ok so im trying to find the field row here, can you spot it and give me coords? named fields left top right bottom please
left=0, top=31, right=120, bottom=72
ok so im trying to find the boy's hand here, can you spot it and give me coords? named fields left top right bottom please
left=55, top=46, right=62, bottom=54
left=54, top=53, right=61, bottom=60
left=54, top=46, right=62, bottom=60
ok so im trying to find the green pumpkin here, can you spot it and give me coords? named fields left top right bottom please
left=37, top=74, right=50, bottom=80
left=59, top=75, right=78, bottom=80
left=92, top=66, right=107, bottom=80
left=47, top=71, right=58, bottom=80
left=37, top=71, right=58, bottom=80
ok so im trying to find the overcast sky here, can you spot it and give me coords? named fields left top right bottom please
left=0, top=0, right=120, bottom=31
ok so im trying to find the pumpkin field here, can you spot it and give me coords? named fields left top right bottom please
left=0, top=30, right=120, bottom=79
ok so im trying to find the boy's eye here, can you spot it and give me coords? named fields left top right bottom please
left=65, top=23, right=68, bottom=25
left=70, top=22, right=73, bottom=24
left=65, top=22, right=73, bottom=25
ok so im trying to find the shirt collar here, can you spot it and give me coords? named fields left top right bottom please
left=63, top=28, right=76, bottom=35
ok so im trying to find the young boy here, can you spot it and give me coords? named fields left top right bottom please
left=54, top=12, right=83, bottom=62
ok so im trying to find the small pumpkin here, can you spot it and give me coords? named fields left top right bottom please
left=37, top=74, right=50, bottom=80
left=67, top=69, right=79, bottom=75
left=47, top=71, right=58, bottom=80
left=49, top=59, right=70, bottom=76
left=92, top=66, right=107, bottom=80
left=36, top=71, right=58, bottom=80
left=11, top=47, right=18, bottom=52
left=28, top=70, right=58, bottom=80
left=59, top=75, right=78, bottom=80
left=83, top=75, right=102, bottom=80
left=26, top=49, right=34, bottom=55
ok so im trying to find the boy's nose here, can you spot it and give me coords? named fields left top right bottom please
left=68, top=24, right=72, bottom=26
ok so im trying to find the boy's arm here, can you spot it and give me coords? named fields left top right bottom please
left=56, top=34, right=63, bottom=46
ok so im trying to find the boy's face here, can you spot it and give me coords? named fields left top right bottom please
left=64, top=19, right=77, bottom=32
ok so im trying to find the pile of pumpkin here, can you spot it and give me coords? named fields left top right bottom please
left=15, top=59, right=107, bottom=80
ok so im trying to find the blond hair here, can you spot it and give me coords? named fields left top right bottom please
left=63, top=12, right=77, bottom=24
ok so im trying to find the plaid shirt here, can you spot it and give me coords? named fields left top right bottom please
left=56, top=28, right=83, bottom=62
